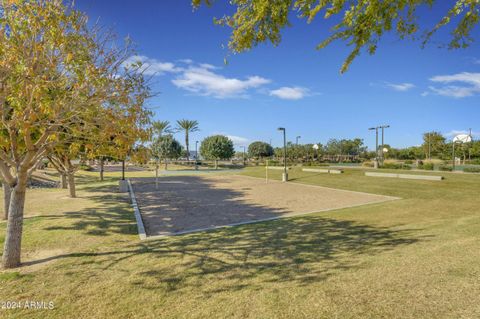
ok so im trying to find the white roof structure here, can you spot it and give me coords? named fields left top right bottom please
left=453, top=134, right=472, bottom=143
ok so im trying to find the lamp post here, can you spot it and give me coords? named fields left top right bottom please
left=195, top=141, right=199, bottom=170
left=278, top=127, right=288, bottom=182
left=369, top=127, right=379, bottom=168
left=369, top=125, right=389, bottom=167
left=380, top=125, right=390, bottom=165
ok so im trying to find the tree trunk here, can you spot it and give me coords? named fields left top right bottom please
left=155, top=163, right=159, bottom=189
left=164, top=159, right=168, bottom=170
left=3, top=183, right=11, bottom=220
left=2, top=176, right=28, bottom=269
left=60, top=173, right=67, bottom=189
left=185, top=132, right=189, bottom=161
left=67, top=172, right=76, bottom=198
left=99, top=158, right=104, bottom=181
left=215, top=160, right=218, bottom=170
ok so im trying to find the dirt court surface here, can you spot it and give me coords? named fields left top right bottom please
left=131, top=175, right=398, bottom=237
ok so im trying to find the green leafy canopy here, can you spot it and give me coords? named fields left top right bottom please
left=193, top=0, right=480, bottom=73
left=200, top=135, right=235, bottom=160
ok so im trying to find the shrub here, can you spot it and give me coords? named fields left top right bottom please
left=362, top=161, right=374, bottom=167
left=381, top=162, right=411, bottom=170
left=438, top=165, right=453, bottom=171
left=419, top=162, right=434, bottom=170
left=463, top=167, right=480, bottom=173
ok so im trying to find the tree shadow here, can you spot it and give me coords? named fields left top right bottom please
left=129, top=175, right=395, bottom=237
left=22, top=174, right=428, bottom=295
left=41, top=184, right=137, bottom=236
left=24, top=215, right=428, bottom=294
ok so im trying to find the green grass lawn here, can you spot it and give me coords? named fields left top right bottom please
left=1, top=167, right=479, bottom=318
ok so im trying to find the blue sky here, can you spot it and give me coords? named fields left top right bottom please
left=76, top=0, right=479, bottom=150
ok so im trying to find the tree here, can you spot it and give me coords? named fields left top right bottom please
left=248, top=141, right=273, bottom=159
left=47, top=143, right=82, bottom=198
left=151, top=135, right=183, bottom=170
left=200, top=135, right=234, bottom=169
left=422, top=131, right=446, bottom=159
left=0, top=0, right=149, bottom=268
left=392, top=146, right=424, bottom=160
left=86, top=101, right=151, bottom=181
left=193, top=0, right=480, bottom=72
left=152, top=120, right=173, bottom=137
left=176, top=119, right=200, bottom=161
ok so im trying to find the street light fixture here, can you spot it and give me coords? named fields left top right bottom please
left=278, top=127, right=288, bottom=182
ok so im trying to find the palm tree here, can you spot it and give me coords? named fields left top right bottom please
left=152, top=120, right=172, bottom=137
left=176, top=119, right=199, bottom=161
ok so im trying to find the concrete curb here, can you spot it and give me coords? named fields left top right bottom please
left=302, top=168, right=343, bottom=174
left=127, top=179, right=147, bottom=240
left=365, top=172, right=443, bottom=181
left=267, top=166, right=292, bottom=170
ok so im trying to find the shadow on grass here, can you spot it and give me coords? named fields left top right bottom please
left=40, top=183, right=138, bottom=237
left=18, top=175, right=429, bottom=294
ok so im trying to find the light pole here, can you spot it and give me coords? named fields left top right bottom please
left=380, top=125, right=390, bottom=165
left=278, top=127, right=288, bottom=182
left=369, top=125, right=389, bottom=167
left=296, top=136, right=301, bottom=145
left=369, top=127, right=379, bottom=168
left=195, top=141, right=199, bottom=170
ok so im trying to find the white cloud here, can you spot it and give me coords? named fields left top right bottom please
left=428, top=72, right=480, bottom=98
left=124, top=55, right=311, bottom=100
left=213, top=132, right=249, bottom=145
left=123, top=55, right=181, bottom=75
left=178, top=58, right=193, bottom=64
left=385, top=82, right=415, bottom=91
left=227, top=135, right=249, bottom=145
left=269, top=86, right=310, bottom=100
left=199, top=63, right=218, bottom=70
left=172, top=66, right=270, bottom=98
